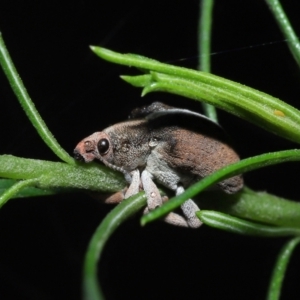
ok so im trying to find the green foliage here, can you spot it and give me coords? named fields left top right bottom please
left=92, top=46, right=300, bottom=144
left=0, top=155, right=125, bottom=208
left=0, top=1, right=300, bottom=299
left=196, top=210, right=300, bottom=236
left=83, top=192, right=146, bottom=300
left=267, top=237, right=300, bottom=300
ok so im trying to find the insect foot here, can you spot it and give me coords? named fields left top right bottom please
left=74, top=102, right=243, bottom=228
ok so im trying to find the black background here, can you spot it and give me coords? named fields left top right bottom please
left=1, top=1, right=300, bottom=299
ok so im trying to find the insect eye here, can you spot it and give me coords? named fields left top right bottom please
left=97, top=138, right=110, bottom=155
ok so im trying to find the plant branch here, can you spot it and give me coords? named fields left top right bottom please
left=0, top=155, right=125, bottom=195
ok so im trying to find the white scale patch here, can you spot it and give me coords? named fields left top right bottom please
left=145, top=149, right=182, bottom=191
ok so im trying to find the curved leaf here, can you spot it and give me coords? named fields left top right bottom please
left=197, top=210, right=300, bottom=236
left=267, top=237, right=300, bottom=300
left=83, top=193, right=146, bottom=300
left=91, top=46, right=300, bottom=144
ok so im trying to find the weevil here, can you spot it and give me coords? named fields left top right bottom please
left=74, top=102, right=243, bottom=228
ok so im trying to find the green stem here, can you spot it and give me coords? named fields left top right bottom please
left=0, top=33, right=75, bottom=165
left=265, top=0, right=300, bottom=67
left=267, top=237, right=300, bottom=300
left=198, top=0, right=217, bottom=121
left=0, top=155, right=125, bottom=193
left=83, top=193, right=146, bottom=300
left=2, top=154, right=300, bottom=229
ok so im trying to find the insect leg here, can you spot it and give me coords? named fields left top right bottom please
left=143, top=206, right=189, bottom=227
left=141, top=170, right=163, bottom=210
left=177, top=186, right=202, bottom=228
left=124, top=170, right=140, bottom=199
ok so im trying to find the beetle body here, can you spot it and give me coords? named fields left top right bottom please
left=74, top=102, right=243, bottom=228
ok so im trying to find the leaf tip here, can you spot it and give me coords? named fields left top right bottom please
left=89, top=45, right=96, bottom=52
left=140, top=215, right=149, bottom=226
left=120, top=75, right=130, bottom=83
left=141, top=87, right=150, bottom=97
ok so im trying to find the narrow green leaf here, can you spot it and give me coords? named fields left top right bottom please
left=0, top=33, right=74, bottom=165
left=198, top=187, right=300, bottom=228
left=267, top=237, right=300, bottom=300
left=198, top=0, right=217, bottom=121
left=139, top=71, right=300, bottom=144
left=120, top=74, right=151, bottom=87
left=0, top=178, right=40, bottom=208
left=196, top=210, right=300, bottom=236
left=83, top=192, right=146, bottom=300
left=0, top=179, right=57, bottom=198
left=0, top=155, right=125, bottom=193
left=265, top=0, right=300, bottom=67
left=91, top=46, right=300, bottom=144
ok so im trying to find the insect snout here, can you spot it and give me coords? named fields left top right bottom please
left=73, top=140, right=97, bottom=163
left=73, top=148, right=85, bottom=162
